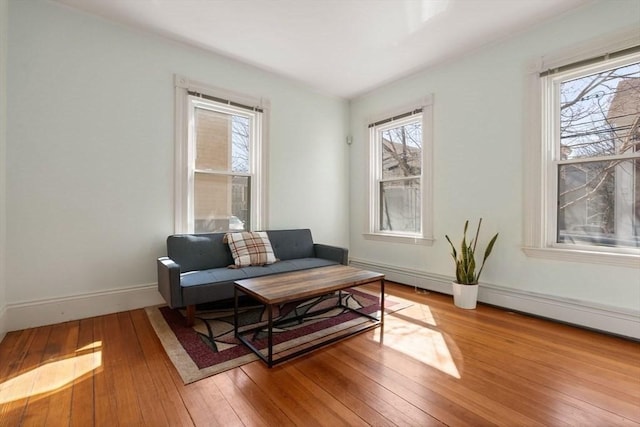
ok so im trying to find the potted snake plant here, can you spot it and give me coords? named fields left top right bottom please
left=445, top=218, right=498, bottom=309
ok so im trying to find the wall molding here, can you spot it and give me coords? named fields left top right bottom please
left=0, top=304, right=7, bottom=343
left=3, top=262, right=638, bottom=340
left=349, top=257, right=640, bottom=340
left=5, top=283, right=165, bottom=332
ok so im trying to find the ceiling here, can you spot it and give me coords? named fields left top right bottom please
left=52, top=0, right=591, bottom=99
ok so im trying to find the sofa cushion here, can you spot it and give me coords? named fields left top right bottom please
left=180, top=268, right=248, bottom=288
left=266, top=229, right=315, bottom=260
left=180, top=258, right=339, bottom=289
left=179, top=258, right=339, bottom=306
left=225, top=231, right=277, bottom=267
left=167, top=233, right=233, bottom=272
left=241, top=257, right=337, bottom=276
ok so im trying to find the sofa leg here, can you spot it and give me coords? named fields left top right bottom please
left=186, top=305, right=195, bottom=327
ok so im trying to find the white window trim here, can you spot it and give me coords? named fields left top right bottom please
left=364, top=95, right=434, bottom=246
left=174, top=74, right=269, bottom=234
left=522, top=31, right=640, bottom=268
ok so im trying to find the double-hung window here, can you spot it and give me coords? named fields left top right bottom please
left=525, top=42, right=640, bottom=266
left=366, top=97, right=434, bottom=244
left=175, top=76, right=267, bottom=234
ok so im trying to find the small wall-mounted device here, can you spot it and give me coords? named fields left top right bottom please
left=346, top=136, right=353, bottom=145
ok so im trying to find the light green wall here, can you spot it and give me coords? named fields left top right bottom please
left=6, top=0, right=349, bottom=304
left=4, top=0, right=639, bottom=329
left=349, top=0, right=640, bottom=310
left=0, top=0, right=7, bottom=340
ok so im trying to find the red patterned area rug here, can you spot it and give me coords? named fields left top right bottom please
left=146, top=288, right=410, bottom=384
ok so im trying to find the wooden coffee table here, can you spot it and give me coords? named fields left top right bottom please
left=233, top=264, right=385, bottom=367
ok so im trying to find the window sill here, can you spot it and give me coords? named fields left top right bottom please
left=522, top=246, right=639, bottom=268
left=363, top=233, right=434, bottom=246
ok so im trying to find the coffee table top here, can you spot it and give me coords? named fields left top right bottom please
left=234, top=264, right=384, bottom=305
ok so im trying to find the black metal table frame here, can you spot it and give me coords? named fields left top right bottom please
left=233, top=280, right=384, bottom=368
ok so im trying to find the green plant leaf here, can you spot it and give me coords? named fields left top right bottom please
left=476, top=232, right=499, bottom=281
left=446, top=219, right=498, bottom=285
left=472, top=218, right=483, bottom=253
left=445, top=235, right=457, bottom=260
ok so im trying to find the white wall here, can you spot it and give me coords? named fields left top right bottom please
left=5, top=0, right=349, bottom=330
left=349, top=0, right=640, bottom=337
left=4, top=0, right=638, bottom=339
left=0, top=0, right=8, bottom=342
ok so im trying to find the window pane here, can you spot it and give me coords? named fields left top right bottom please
left=231, top=116, right=250, bottom=173
left=194, top=173, right=249, bottom=233
left=379, top=179, right=421, bottom=233
left=381, top=121, right=422, bottom=179
left=560, top=62, right=640, bottom=160
left=557, top=159, right=639, bottom=248
left=195, top=108, right=250, bottom=173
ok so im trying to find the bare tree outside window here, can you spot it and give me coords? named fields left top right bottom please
left=557, top=61, right=640, bottom=248
left=378, top=119, right=422, bottom=233
left=230, top=115, right=250, bottom=227
left=231, top=116, right=250, bottom=173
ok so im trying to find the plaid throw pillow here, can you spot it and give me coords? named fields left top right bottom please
left=224, top=231, right=277, bottom=268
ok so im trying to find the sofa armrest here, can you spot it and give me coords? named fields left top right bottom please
left=157, top=257, right=182, bottom=308
left=314, top=243, right=349, bottom=265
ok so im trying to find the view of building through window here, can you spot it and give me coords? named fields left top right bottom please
left=378, top=118, right=422, bottom=234
left=193, top=106, right=251, bottom=233
left=557, top=60, right=640, bottom=249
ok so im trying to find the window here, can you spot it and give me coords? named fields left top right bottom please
left=366, top=97, right=433, bottom=244
left=175, top=75, right=267, bottom=234
left=524, top=41, right=640, bottom=266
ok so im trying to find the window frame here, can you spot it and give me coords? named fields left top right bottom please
left=523, top=34, right=640, bottom=268
left=174, top=75, right=269, bottom=234
left=364, top=96, right=434, bottom=245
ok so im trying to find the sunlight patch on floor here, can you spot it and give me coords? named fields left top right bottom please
left=376, top=305, right=460, bottom=378
left=416, top=302, right=438, bottom=327
left=0, top=341, right=102, bottom=404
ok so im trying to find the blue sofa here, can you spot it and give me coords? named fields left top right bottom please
left=157, top=229, right=349, bottom=325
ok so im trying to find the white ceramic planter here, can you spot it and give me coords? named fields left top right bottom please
left=452, top=282, right=479, bottom=309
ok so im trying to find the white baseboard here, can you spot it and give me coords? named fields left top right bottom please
left=5, top=283, right=165, bottom=332
left=0, top=304, right=7, bottom=343
left=350, top=257, right=640, bottom=340
left=3, top=263, right=639, bottom=340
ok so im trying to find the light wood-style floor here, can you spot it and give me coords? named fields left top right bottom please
left=1, top=282, right=639, bottom=426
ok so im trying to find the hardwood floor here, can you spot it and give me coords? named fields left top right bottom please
left=0, top=282, right=638, bottom=426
